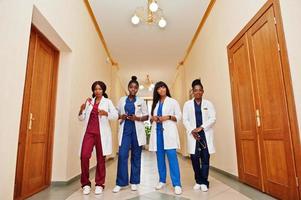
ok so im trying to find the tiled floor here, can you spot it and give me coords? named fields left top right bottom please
left=29, top=151, right=275, bottom=200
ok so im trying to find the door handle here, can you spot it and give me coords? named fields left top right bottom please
left=28, top=112, right=35, bottom=130
left=256, top=109, right=261, bottom=127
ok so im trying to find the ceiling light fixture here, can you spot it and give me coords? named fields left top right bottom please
left=131, top=0, right=167, bottom=29
left=149, top=1, right=159, bottom=12
left=140, top=75, right=155, bottom=91
left=131, top=14, right=140, bottom=25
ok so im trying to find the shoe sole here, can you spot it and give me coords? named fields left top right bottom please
left=112, top=189, right=121, bottom=193
left=155, top=185, right=165, bottom=190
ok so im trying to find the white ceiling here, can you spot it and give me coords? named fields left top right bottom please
left=89, top=0, right=210, bottom=97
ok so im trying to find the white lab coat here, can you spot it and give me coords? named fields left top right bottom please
left=117, top=96, right=148, bottom=146
left=182, top=98, right=216, bottom=154
left=78, top=97, right=118, bottom=156
left=149, top=97, right=182, bottom=151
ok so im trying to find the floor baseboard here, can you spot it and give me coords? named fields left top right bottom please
left=51, top=157, right=115, bottom=186
left=51, top=166, right=97, bottom=186
left=210, top=166, right=238, bottom=181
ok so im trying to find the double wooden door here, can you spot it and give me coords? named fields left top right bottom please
left=14, top=26, right=59, bottom=199
left=228, top=3, right=299, bottom=200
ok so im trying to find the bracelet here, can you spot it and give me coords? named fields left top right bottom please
left=169, top=115, right=172, bottom=120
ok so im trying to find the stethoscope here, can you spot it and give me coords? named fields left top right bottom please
left=197, top=137, right=207, bottom=150
left=196, top=104, right=207, bottom=150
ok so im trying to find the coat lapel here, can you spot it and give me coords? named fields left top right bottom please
left=97, top=96, right=105, bottom=110
left=161, top=96, right=170, bottom=115
left=86, top=97, right=95, bottom=112
left=190, top=99, right=196, bottom=128
left=153, top=101, right=159, bottom=116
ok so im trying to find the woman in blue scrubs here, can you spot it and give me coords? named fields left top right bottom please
left=149, top=81, right=182, bottom=195
left=113, top=76, right=149, bottom=193
left=183, top=79, right=216, bottom=192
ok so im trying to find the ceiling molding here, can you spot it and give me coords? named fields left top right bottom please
left=179, top=0, right=216, bottom=65
left=176, top=61, right=184, bottom=70
left=112, top=63, right=120, bottom=70
left=84, top=0, right=118, bottom=66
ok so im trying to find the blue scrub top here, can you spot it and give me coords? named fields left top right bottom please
left=124, top=96, right=136, bottom=128
left=194, top=100, right=207, bottom=154
left=156, top=102, right=163, bottom=132
left=125, top=96, right=136, bottom=115
left=194, top=100, right=203, bottom=128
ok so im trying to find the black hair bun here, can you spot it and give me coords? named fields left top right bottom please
left=131, top=76, right=138, bottom=81
left=191, top=78, right=203, bottom=88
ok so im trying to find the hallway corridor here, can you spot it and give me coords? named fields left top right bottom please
left=29, top=151, right=275, bottom=200
left=1, top=0, right=301, bottom=199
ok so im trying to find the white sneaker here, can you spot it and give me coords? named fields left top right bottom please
left=155, top=182, right=165, bottom=190
left=82, top=185, right=91, bottom=195
left=95, top=186, right=103, bottom=195
left=200, top=184, right=208, bottom=192
left=174, top=186, right=182, bottom=195
left=193, top=183, right=201, bottom=190
left=131, top=184, right=138, bottom=191
left=112, top=185, right=121, bottom=193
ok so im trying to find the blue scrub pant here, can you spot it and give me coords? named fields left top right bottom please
left=116, top=121, right=142, bottom=186
left=156, top=129, right=181, bottom=187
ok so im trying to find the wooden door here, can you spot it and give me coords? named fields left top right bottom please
left=228, top=1, right=300, bottom=199
left=14, top=26, right=59, bottom=200
left=228, top=34, right=263, bottom=190
left=247, top=7, right=298, bottom=199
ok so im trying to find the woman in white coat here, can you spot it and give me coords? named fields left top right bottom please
left=149, top=81, right=182, bottom=195
left=112, top=76, right=149, bottom=193
left=183, top=79, right=216, bottom=192
left=78, top=81, right=118, bottom=195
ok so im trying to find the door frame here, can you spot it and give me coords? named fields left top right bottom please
left=227, top=0, right=301, bottom=197
left=14, top=25, right=59, bottom=200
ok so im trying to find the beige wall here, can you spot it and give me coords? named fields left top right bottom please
left=0, top=0, right=121, bottom=199
left=172, top=0, right=301, bottom=176
left=171, top=65, right=189, bottom=157
left=280, top=1, right=301, bottom=141
left=110, top=66, right=127, bottom=157
left=0, top=2, right=33, bottom=199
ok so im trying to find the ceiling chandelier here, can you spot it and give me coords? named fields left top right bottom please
left=139, top=75, right=155, bottom=91
left=131, top=0, right=167, bottom=28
